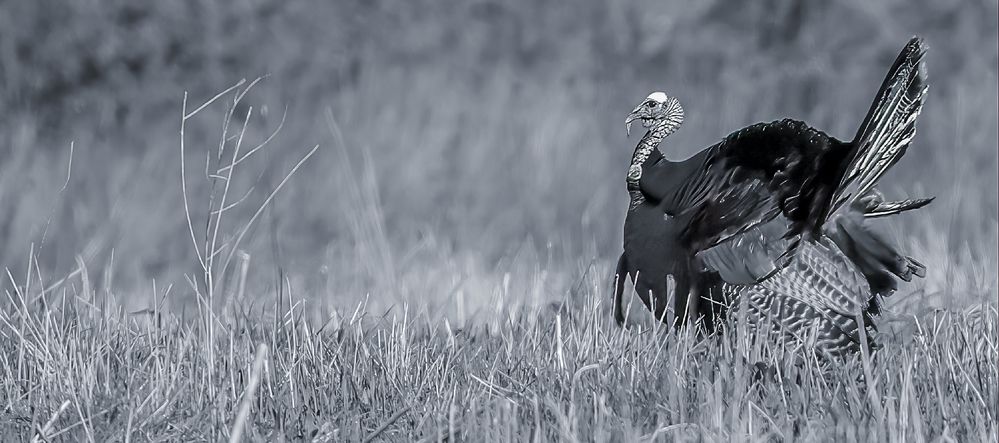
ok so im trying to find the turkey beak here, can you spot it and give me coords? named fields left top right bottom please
left=625, top=107, right=642, bottom=137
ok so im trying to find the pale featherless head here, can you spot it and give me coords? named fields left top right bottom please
left=625, top=92, right=684, bottom=137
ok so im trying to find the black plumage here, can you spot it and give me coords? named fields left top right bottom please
left=614, top=37, right=930, bottom=337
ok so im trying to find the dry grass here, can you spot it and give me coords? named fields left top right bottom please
left=0, top=267, right=995, bottom=441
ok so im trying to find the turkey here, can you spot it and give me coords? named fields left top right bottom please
left=613, top=37, right=931, bottom=346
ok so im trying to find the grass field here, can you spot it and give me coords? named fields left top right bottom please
left=0, top=1, right=996, bottom=441
left=1, top=274, right=996, bottom=441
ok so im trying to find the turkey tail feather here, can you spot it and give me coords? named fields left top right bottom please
left=832, top=37, right=928, bottom=215
left=862, top=197, right=934, bottom=218
left=826, top=212, right=925, bottom=302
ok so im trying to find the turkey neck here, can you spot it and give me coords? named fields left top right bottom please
left=627, top=122, right=672, bottom=210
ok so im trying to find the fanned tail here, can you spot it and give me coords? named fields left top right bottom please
left=824, top=35, right=931, bottom=311
left=832, top=37, right=928, bottom=215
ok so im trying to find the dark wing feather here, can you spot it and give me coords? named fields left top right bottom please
left=697, top=217, right=790, bottom=284
left=668, top=120, right=850, bottom=281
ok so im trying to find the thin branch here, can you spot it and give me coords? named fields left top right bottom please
left=180, top=91, right=208, bottom=275
left=211, top=186, right=257, bottom=216
left=184, top=79, right=246, bottom=120
left=217, top=106, right=288, bottom=174
left=208, top=105, right=252, bottom=296
left=219, top=144, right=320, bottom=284
left=61, top=141, right=74, bottom=192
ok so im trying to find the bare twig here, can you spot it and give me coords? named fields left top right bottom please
left=184, top=80, right=246, bottom=120
left=218, top=144, right=320, bottom=282
left=61, top=141, right=74, bottom=192
left=180, top=90, right=208, bottom=275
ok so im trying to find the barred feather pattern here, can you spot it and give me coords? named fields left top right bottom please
left=723, top=238, right=878, bottom=355
left=833, top=37, right=928, bottom=214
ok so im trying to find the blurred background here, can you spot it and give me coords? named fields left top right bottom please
left=0, top=0, right=995, bottom=318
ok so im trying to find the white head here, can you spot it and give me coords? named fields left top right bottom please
left=625, top=92, right=685, bottom=137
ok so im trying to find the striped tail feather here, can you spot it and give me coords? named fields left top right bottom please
left=832, top=37, right=928, bottom=215
left=862, top=197, right=934, bottom=218
left=851, top=189, right=935, bottom=218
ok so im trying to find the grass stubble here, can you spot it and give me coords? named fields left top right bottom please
left=0, top=80, right=996, bottom=442
left=0, top=255, right=995, bottom=441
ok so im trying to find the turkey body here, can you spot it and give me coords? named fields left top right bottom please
left=620, top=120, right=855, bottom=327
left=614, top=37, right=930, bottom=347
